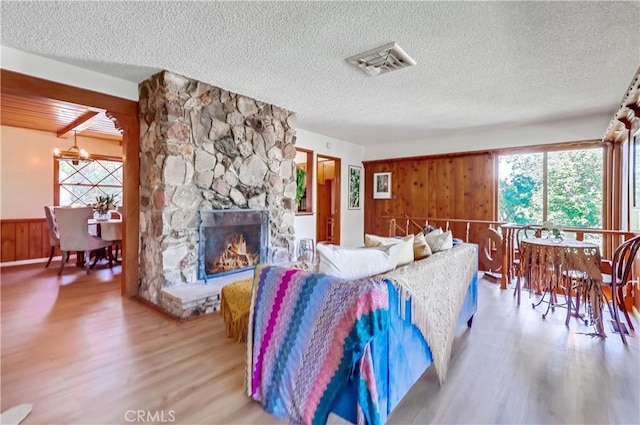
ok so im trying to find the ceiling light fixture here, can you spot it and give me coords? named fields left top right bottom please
left=346, top=42, right=417, bottom=76
left=53, top=131, right=91, bottom=165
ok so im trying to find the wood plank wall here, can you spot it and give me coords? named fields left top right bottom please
left=363, top=152, right=497, bottom=248
left=1, top=218, right=53, bottom=262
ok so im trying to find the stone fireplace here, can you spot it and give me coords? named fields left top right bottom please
left=199, top=209, right=268, bottom=280
left=137, top=70, right=297, bottom=319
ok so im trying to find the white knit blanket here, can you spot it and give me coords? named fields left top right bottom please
left=382, top=243, right=477, bottom=384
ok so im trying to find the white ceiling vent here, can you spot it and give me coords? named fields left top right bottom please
left=346, top=42, right=416, bottom=76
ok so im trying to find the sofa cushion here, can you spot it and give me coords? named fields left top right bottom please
left=413, top=232, right=433, bottom=260
left=317, top=243, right=402, bottom=280
left=364, top=234, right=415, bottom=266
left=425, top=229, right=453, bottom=253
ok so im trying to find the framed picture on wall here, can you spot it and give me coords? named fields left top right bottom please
left=348, top=165, right=362, bottom=209
left=373, top=172, right=392, bottom=199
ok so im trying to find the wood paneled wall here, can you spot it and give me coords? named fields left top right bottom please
left=1, top=218, right=54, bottom=262
left=364, top=152, right=497, bottom=246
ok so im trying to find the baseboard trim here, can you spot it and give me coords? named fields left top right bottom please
left=0, top=256, right=61, bottom=268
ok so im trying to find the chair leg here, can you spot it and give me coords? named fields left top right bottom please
left=612, top=285, right=627, bottom=344
left=91, top=250, right=100, bottom=269
left=85, top=250, right=92, bottom=274
left=114, top=245, right=120, bottom=262
left=617, top=285, right=635, bottom=332
left=57, top=251, right=68, bottom=275
left=107, top=246, right=114, bottom=268
left=45, top=246, right=55, bottom=268
left=602, top=292, right=615, bottom=318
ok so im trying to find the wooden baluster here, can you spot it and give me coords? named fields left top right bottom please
left=389, top=219, right=395, bottom=237
left=576, top=232, right=584, bottom=241
left=446, top=221, right=450, bottom=231
left=466, top=222, right=470, bottom=243
left=501, top=226, right=509, bottom=290
left=405, top=219, right=409, bottom=236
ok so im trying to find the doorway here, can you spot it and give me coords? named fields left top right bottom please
left=1, top=70, right=139, bottom=296
left=316, top=155, right=341, bottom=245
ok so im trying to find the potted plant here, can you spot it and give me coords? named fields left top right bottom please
left=91, top=194, right=117, bottom=221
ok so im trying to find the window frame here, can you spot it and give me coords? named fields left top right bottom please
left=294, top=147, right=314, bottom=215
left=53, top=153, right=123, bottom=206
left=496, top=141, right=605, bottom=228
left=632, top=130, right=640, bottom=208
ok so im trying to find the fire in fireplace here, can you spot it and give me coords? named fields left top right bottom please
left=199, top=209, right=268, bottom=280
left=208, top=230, right=259, bottom=274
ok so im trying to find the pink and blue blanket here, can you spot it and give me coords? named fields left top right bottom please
left=246, top=265, right=389, bottom=425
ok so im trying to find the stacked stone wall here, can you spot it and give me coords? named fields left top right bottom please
left=138, top=71, right=296, bottom=305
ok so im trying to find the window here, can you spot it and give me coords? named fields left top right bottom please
left=631, top=131, right=640, bottom=231
left=54, top=155, right=123, bottom=207
left=633, top=132, right=640, bottom=208
left=498, top=147, right=603, bottom=229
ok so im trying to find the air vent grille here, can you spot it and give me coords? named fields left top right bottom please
left=346, top=42, right=416, bottom=76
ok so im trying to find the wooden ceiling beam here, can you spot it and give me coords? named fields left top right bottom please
left=0, top=69, right=138, bottom=116
left=56, top=111, right=101, bottom=138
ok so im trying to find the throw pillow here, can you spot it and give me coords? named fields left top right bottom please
left=317, top=243, right=402, bottom=280
left=424, top=229, right=453, bottom=252
left=364, top=234, right=415, bottom=266
left=413, top=232, right=432, bottom=260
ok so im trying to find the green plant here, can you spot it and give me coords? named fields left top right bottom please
left=91, top=194, right=117, bottom=214
left=295, top=167, right=306, bottom=207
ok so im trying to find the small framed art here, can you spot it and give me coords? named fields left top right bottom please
left=373, top=172, right=392, bottom=199
left=348, top=165, right=362, bottom=209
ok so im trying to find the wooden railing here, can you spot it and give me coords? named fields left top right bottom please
left=383, top=216, right=638, bottom=290
left=386, top=216, right=506, bottom=275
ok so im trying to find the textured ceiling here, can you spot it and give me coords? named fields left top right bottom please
left=1, top=1, right=638, bottom=145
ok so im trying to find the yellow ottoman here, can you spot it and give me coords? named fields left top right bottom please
left=220, top=279, right=253, bottom=343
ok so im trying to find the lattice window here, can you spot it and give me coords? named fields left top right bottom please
left=55, top=156, right=123, bottom=207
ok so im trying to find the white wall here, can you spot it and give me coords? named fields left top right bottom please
left=364, top=113, right=611, bottom=160
left=294, top=129, right=365, bottom=248
left=1, top=46, right=139, bottom=101
left=0, top=126, right=122, bottom=219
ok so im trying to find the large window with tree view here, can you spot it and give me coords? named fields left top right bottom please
left=55, top=157, right=123, bottom=207
left=498, top=147, right=603, bottom=234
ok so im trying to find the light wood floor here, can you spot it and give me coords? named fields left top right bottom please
left=1, top=263, right=639, bottom=425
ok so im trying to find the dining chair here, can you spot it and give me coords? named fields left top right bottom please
left=43, top=206, right=60, bottom=268
left=100, top=220, right=122, bottom=265
left=54, top=206, right=112, bottom=275
left=513, top=225, right=538, bottom=305
left=602, top=235, right=640, bottom=344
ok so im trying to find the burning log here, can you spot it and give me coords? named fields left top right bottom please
left=209, top=233, right=259, bottom=274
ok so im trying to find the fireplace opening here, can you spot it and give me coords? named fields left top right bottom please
left=206, top=226, right=260, bottom=275
left=199, top=209, right=268, bottom=280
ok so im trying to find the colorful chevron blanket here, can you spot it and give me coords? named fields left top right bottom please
left=246, top=265, right=390, bottom=425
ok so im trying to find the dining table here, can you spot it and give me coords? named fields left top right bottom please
left=88, top=218, right=122, bottom=237
left=519, top=237, right=605, bottom=336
